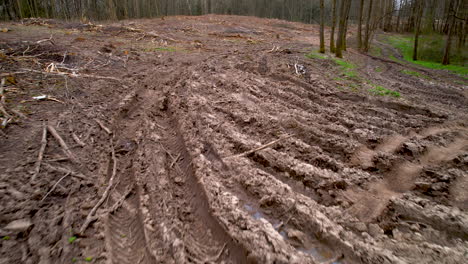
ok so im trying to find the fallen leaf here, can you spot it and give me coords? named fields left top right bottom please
left=1, top=28, right=9, bottom=33
left=6, top=76, right=16, bottom=85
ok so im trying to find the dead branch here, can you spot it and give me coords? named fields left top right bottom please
left=0, top=78, right=12, bottom=122
left=170, top=154, right=181, bottom=168
left=43, top=163, right=88, bottom=180
left=36, top=35, right=54, bottom=45
left=203, top=243, right=227, bottom=263
left=95, top=119, right=112, bottom=135
left=79, top=138, right=117, bottom=235
left=224, top=135, right=294, bottom=159
left=71, top=132, right=85, bottom=147
left=40, top=172, right=71, bottom=202
left=18, top=68, right=121, bottom=81
left=106, top=185, right=134, bottom=214
left=47, top=124, right=78, bottom=163
left=31, top=122, right=47, bottom=181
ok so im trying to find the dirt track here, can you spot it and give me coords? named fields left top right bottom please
left=1, top=15, right=467, bottom=264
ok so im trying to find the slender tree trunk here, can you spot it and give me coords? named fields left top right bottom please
left=364, top=0, right=374, bottom=52
left=396, top=0, right=402, bottom=32
left=319, top=0, right=325, bottom=53
left=443, top=0, right=458, bottom=65
left=336, top=0, right=351, bottom=58
left=331, top=0, right=337, bottom=52
left=412, top=0, right=425, bottom=61
left=358, top=0, right=365, bottom=49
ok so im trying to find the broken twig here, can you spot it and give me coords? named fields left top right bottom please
left=43, top=163, right=88, bottom=180
left=224, top=135, right=294, bottom=159
left=79, top=138, right=117, bottom=235
left=40, top=172, right=71, bottom=202
left=47, top=124, right=78, bottom=163
left=31, top=122, right=47, bottom=181
left=95, top=119, right=112, bottom=135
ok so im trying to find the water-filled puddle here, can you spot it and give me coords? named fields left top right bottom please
left=243, top=202, right=345, bottom=264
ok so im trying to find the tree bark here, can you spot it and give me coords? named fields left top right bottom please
left=358, top=0, right=365, bottom=49
left=319, top=0, right=325, bottom=53
left=331, top=0, right=337, bottom=53
left=364, top=0, right=374, bottom=52
left=412, top=0, right=425, bottom=61
left=336, top=0, right=351, bottom=58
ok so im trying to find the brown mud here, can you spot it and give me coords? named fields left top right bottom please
left=0, top=15, right=467, bottom=264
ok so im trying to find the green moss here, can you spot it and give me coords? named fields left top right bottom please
left=375, top=66, right=383, bottom=72
left=143, top=46, right=184, bottom=52
left=3, top=236, right=11, bottom=240
left=332, top=57, right=359, bottom=79
left=369, top=85, right=401, bottom=98
left=385, top=35, right=468, bottom=76
left=305, top=51, right=327, bottom=60
left=401, top=69, right=430, bottom=79
left=84, top=257, right=93, bottom=262
left=68, top=236, right=77, bottom=244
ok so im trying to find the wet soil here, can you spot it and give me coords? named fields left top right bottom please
left=0, top=15, right=467, bottom=264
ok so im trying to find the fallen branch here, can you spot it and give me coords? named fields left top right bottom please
left=36, top=35, right=54, bottom=45
left=47, top=124, right=78, bottom=163
left=79, top=139, right=117, bottom=235
left=95, top=119, right=112, bottom=135
left=31, top=122, right=47, bottom=181
left=224, top=135, right=294, bottom=159
left=203, top=243, right=227, bottom=263
left=40, top=172, right=71, bottom=202
left=19, top=68, right=121, bottom=81
left=0, top=78, right=12, bottom=122
left=43, top=163, right=88, bottom=180
left=107, top=185, right=134, bottom=214
left=71, top=132, right=85, bottom=147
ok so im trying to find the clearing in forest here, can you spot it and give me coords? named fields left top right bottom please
left=0, top=15, right=467, bottom=264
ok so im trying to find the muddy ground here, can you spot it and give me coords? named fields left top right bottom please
left=0, top=15, right=467, bottom=264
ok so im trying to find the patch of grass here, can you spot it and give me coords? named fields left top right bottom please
left=401, top=69, right=430, bottom=79
left=386, top=35, right=468, bottom=76
left=305, top=51, right=327, bottom=60
left=332, top=57, right=359, bottom=79
left=370, top=45, right=383, bottom=57
left=375, top=66, right=383, bottom=72
left=68, top=236, right=77, bottom=244
left=369, top=85, right=401, bottom=98
left=72, top=257, right=77, bottom=263
left=142, top=46, right=186, bottom=52
left=3, top=236, right=11, bottom=240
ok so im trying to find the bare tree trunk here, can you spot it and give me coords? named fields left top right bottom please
left=358, top=0, right=365, bottom=49
left=413, top=0, right=425, bottom=61
left=331, top=0, right=337, bottom=53
left=443, top=0, right=459, bottom=65
left=336, top=0, right=351, bottom=58
left=364, top=0, right=374, bottom=52
left=319, top=0, right=325, bottom=53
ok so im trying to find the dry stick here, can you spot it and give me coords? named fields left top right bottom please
left=79, top=139, right=117, bottom=235
left=0, top=78, right=11, bottom=120
left=43, top=163, right=88, bottom=180
left=47, top=124, right=78, bottom=163
left=31, top=122, right=47, bottom=181
left=224, top=135, right=294, bottom=159
left=95, top=119, right=112, bottom=135
left=18, top=69, right=121, bottom=81
left=71, top=132, right=85, bottom=147
left=40, top=172, right=71, bottom=202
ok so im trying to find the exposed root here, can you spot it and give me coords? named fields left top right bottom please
left=47, top=124, right=78, bottom=163
left=31, top=122, right=47, bottom=182
left=79, top=138, right=117, bottom=235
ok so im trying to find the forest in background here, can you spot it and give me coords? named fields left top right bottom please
left=1, top=0, right=467, bottom=66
